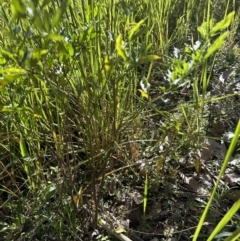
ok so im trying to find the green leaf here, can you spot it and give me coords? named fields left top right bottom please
left=32, top=49, right=48, bottom=60
left=197, top=19, right=214, bottom=39
left=130, top=26, right=148, bottom=41
left=104, top=55, right=113, bottom=73
left=0, top=68, right=27, bottom=89
left=20, top=135, right=28, bottom=157
left=0, top=67, right=27, bottom=74
left=46, top=34, right=64, bottom=41
left=137, top=55, right=160, bottom=65
left=146, top=43, right=153, bottom=52
left=212, top=11, right=235, bottom=34
left=1, top=49, right=18, bottom=64
left=116, top=35, right=127, bottom=61
left=0, top=56, right=6, bottom=65
left=129, top=26, right=149, bottom=41
left=11, top=0, right=26, bottom=20
left=192, top=49, right=203, bottom=63
left=1, top=106, right=24, bottom=112
left=0, top=77, right=14, bottom=89
left=143, top=173, right=148, bottom=215
left=207, top=199, right=240, bottom=241
left=65, top=43, right=74, bottom=56
left=204, top=31, right=229, bottom=59
left=44, top=184, right=57, bottom=201
left=185, top=45, right=192, bottom=54
left=128, top=19, right=146, bottom=41
left=0, top=74, right=26, bottom=89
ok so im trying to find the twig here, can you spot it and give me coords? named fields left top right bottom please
left=100, top=218, right=133, bottom=241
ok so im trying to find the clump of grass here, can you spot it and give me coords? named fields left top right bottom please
left=0, top=0, right=157, bottom=239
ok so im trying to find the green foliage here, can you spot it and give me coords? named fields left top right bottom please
left=167, top=11, right=235, bottom=90
left=0, top=0, right=158, bottom=238
left=0, top=0, right=239, bottom=239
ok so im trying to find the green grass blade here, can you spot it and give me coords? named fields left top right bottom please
left=193, top=120, right=240, bottom=241
left=143, top=172, right=148, bottom=216
left=207, top=199, right=240, bottom=241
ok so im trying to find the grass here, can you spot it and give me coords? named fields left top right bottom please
left=0, top=0, right=240, bottom=240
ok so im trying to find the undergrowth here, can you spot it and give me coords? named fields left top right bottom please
left=0, top=0, right=240, bottom=240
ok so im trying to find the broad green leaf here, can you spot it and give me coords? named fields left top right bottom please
left=1, top=2, right=7, bottom=7
left=0, top=73, right=26, bottom=89
left=32, top=49, right=48, bottom=59
left=197, top=19, right=214, bottom=39
left=0, top=78, right=13, bottom=89
left=11, top=0, right=26, bottom=20
left=192, top=49, right=203, bottom=63
left=65, top=43, right=74, bottom=56
left=46, top=34, right=64, bottom=41
left=1, top=106, right=23, bottom=112
left=129, top=19, right=146, bottom=41
left=185, top=45, right=192, bottom=54
left=175, top=61, right=189, bottom=76
left=197, top=25, right=206, bottom=38
left=137, top=55, right=160, bottom=65
left=0, top=56, right=6, bottom=65
left=204, top=31, right=229, bottom=59
left=0, top=68, right=27, bottom=74
left=44, top=184, right=57, bottom=201
left=0, top=68, right=27, bottom=89
left=130, top=26, right=148, bottom=41
left=116, top=35, right=127, bottom=61
left=212, top=11, right=235, bottom=34
left=11, top=0, right=26, bottom=14
left=104, top=55, right=113, bottom=73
